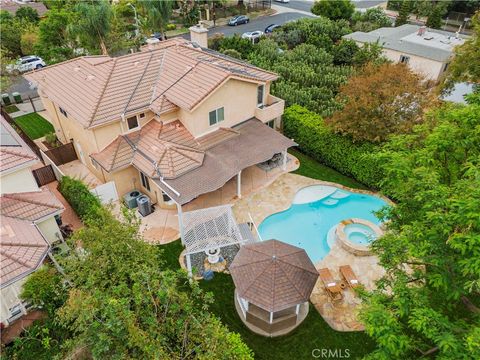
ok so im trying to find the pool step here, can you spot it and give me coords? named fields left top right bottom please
left=322, top=199, right=339, bottom=206
left=330, top=190, right=350, bottom=199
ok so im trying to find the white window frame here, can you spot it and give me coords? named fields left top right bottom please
left=209, top=107, right=225, bottom=126
left=126, top=115, right=140, bottom=131
left=140, top=171, right=150, bottom=191
left=257, top=84, right=265, bottom=107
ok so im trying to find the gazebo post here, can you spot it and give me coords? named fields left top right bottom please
left=295, top=303, right=300, bottom=315
left=269, top=311, right=273, bottom=324
left=237, top=170, right=242, bottom=198
left=186, top=252, right=193, bottom=277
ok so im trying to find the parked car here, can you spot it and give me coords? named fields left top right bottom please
left=264, top=24, right=281, bottom=34
left=242, top=31, right=264, bottom=43
left=7, top=56, right=46, bottom=73
left=151, top=32, right=168, bottom=40
left=274, top=0, right=290, bottom=3
left=228, top=15, right=249, bottom=26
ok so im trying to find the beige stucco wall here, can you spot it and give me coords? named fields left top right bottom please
left=0, top=277, right=27, bottom=324
left=37, top=216, right=62, bottom=244
left=382, top=48, right=446, bottom=81
left=179, top=78, right=262, bottom=138
left=0, top=167, right=39, bottom=194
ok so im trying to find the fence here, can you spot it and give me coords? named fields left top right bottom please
left=44, top=142, right=78, bottom=166
left=32, top=164, right=57, bottom=186
left=40, top=149, right=65, bottom=181
left=0, top=105, right=42, bottom=158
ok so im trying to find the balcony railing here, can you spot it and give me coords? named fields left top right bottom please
left=254, top=95, right=285, bottom=123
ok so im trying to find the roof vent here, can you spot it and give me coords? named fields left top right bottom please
left=87, top=74, right=95, bottom=81
left=73, top=66, right=81, bottom=72
left=134, top=61, right=140, bottom=67
left=424, top=36, right=434, bottom=40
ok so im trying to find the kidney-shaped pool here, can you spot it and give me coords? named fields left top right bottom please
left=258, top=185, right=388, bottom=263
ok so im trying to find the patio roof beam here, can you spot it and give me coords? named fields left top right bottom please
left=237, top=170, right=242, bottom=199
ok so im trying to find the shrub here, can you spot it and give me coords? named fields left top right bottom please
left=58, top=176, right=101, bottom=220
left=44, top=132, right=57, bottom=147
left=311, top=0, right=355, bottom=21
left=209, top=34, right=254, bottom=59
left=283, top=105, right=383, bottom=188
left=166, top=23, right=176, bottom=30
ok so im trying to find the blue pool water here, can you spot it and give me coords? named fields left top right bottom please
left=258, top=186, right=388, bottom=263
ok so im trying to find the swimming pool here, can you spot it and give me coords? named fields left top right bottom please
left=258, top=185, right=388, bottom=263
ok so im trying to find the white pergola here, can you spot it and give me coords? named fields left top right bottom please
left=180, top=205, right=247, bottom=276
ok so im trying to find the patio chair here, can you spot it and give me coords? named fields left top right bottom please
left=318, top=268, right=343, bottom=301
left=339, top=265, right=360, bottom=289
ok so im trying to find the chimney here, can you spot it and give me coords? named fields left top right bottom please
left=417, top=26, right=427, bottom=36
left=189, top=24, right=208, bottom=48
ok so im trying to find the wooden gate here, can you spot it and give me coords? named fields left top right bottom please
left=44, top=142, right=78, bottom=166
left=32, top=165, right=57, bottom=186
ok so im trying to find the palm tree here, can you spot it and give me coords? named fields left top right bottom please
left=142, top=0, right=173, bottom=40
left=69, top=0, right=112, bottom=55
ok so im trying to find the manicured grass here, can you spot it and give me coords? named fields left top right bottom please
left=290, top=149, right=368, bottom=190
left=4, top=104, right=19, bottom=113
left=159, top=241, right=375, bottom=360
left=13, top=112, right=54, bottom=140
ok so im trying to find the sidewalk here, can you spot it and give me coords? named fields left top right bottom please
left=9, top=97, right=44, bottom=118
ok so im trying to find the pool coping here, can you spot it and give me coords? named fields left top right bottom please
left=233, top=173, right=394, bottom=229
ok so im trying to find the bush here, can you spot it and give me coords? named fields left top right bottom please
left=166, top=23, right=176, bottom=30
left=209, top=34, right=254, bottom=59
left=283, top=105, right=383, bottom=188
left=58, top=176, right=101, bottom=220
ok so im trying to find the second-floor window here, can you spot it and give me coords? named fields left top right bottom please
left=127, top=115, right=139, bottom=130
left=59, top=107, right=68, bottom=117
left=257, top=85, right=264, bottom=107
left=209, top=107, right=224, bottom=126
left=399, top=55, right=410, bottom=64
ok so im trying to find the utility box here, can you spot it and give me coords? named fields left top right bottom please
left=137, top=195, right=152, bottom=216
left=2, top=93, right=11, bottom=105
left=12, top=92, right=22, bottom=104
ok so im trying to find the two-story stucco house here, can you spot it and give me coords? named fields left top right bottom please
left=0, top=116, right=64, bottom=328
left=343, top=24, right=467, bottom=82
left=25, top=36, right=294, bottom=214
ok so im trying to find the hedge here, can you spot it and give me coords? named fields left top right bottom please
left=283, top=105, right=383, bottom=188
left=58, top=176, right=102, bottom=220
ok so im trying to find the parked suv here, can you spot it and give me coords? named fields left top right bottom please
left=228, top=15, right=249, bottom=26
left=8, top=56, right=46, bottom=73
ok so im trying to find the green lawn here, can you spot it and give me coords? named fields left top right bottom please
left=13, top=112, right=54, bottom=140
left=290, top=149, right=368, bottom=190
left=159, top=241, right=375, bottom=360
left=4, top=104, right=19, bottom=113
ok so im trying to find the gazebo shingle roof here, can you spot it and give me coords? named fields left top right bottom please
left=229, top=239, right=319, bottom=313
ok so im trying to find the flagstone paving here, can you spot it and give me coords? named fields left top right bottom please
left=232, top=173, right=390, bottom=331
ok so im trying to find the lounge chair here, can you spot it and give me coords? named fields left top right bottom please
left=339, top=265, right=360, bottom=289
left=318, top=268, right=343, bottom=301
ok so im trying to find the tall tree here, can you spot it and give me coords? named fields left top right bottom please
left=311, top=0, right=355, bottom=21
left=361, top=99, right=480, bottom=359
left=141, top=0, right=172, bottom=40
left=327, top=63, right=430, bottom=142
left=395, top=0, right=411, bottom=26
left=69, top=0, right=112, bottom=55
left=15, top=6, right=39, bottom=23
left=443, top=11, right=480, bottom=89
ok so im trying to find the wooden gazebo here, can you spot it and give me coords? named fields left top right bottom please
left=229, top=239, right=319, bottom=337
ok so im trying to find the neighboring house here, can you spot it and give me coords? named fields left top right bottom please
left=343, top=24, right=467, bottom=81
left=0, top=116, right=64, bottom=327
left=25, top=33, right=292, bottom=212
left=0, top=0, right=48, bottom=17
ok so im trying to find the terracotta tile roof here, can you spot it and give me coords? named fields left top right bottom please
left=0, top=216, right=49, bottom=288
left=0, top=0, right=48, bottom=17
left=91, top=120, right=206, bottom=179
left=229, top=240, right=319, bottom=312
left=0, top=189, right=64, bottom=222
left=25, top=39, right=278, bottom=129
left=156, top=119, right=296, bottom=205
left=1, top=116, right=38, bottom=173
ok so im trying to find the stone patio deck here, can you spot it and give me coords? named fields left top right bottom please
left=233, top=173, right=391, bottom=331
left=59, top=160, right=103, bottom=189
left=116, top=155, right=299, bottom=244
